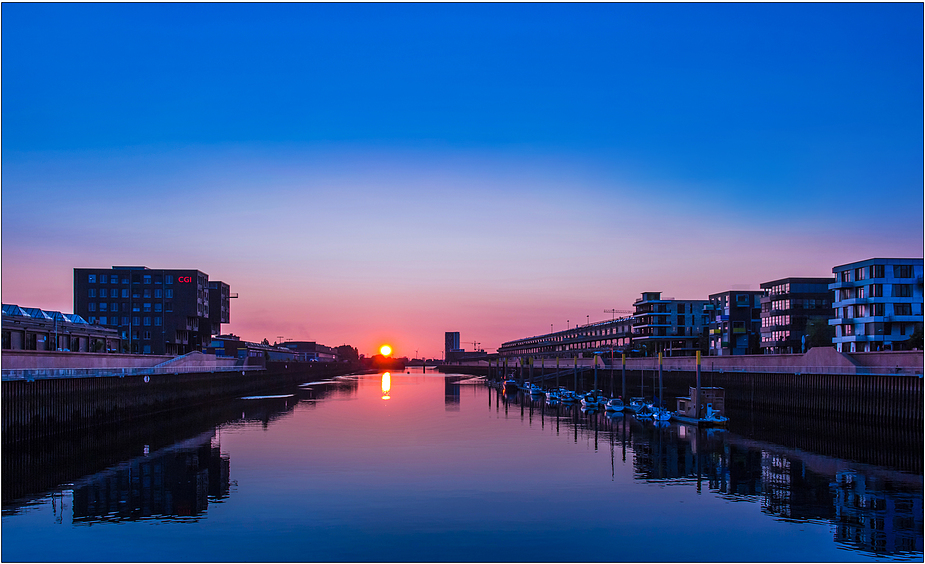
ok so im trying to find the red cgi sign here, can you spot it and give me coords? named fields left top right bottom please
left=179, top=276, right=193, bottom=283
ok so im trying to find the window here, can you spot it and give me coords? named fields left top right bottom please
left=166, top=275, right=173, bottom=284
left=869, top=265, right=884, bottom=279
left=869, top=284, right=883, bottom=297
left=894, top=303, right=912, bottom=316
left=144, top=317, right=151, bottom=326
left=132, top=290, right=141, bottom=299
left=132, top=303, right=140, bottom=312
left=88, top=274, right=96, bottom=283
left=840, top=270, right=851, bottom=283
left=88, top=288, right=96, bottom=298
left=154, top=303, right=162, bottom=312
left=165, top=302, right=173, bottom=312
left=893, top=284, right=913, bottom=298
left=154, top=275, right=163, bottom=284
left=155, top=317, right=162, bottom=326
left=88, top=303, right=96, bottom=311
left=99, top=303, right=107, bottom=311
left=143, top=275, right=152, bottom=284
left=677, top=315, right=685, bottom=326
left=112, top=303, right=118, bottom=312
left=143, top=303, right=151, bottom=312
left=144, top=331, right=151, bottom=340
left=166, top=289, right=173, bottom=298
left=856, top=287, right=865, bottom=299
left=121, top=277, right=129, bottom=284
left=144, top=345, right=151, bottom=354
left=843, top=324, right=854, bottom=336
left=871, top=303, right=884, bottom=316
left=677, top=303, right=686, bottom=314
left=99, top=316, right=107, bottom=325
left=894, top=264, right=914, bottom=278
left=122, top=317, right=129, bottom=325
left=143, top=289, right=151, bottom=298
left=855, top=267, right=866, bottom=281
left=155, top=289, right=162, bottom=298
left=133, top=316, right=140, bottom=326
left=111, top=275, right=118, bottom=284
left=100, top=288, right=108, bottom=298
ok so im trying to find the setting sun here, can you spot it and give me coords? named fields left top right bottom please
left=379, top=345, right=392, bottom=356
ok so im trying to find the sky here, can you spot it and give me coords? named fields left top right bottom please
left=2, top=3, right=923, bottom=359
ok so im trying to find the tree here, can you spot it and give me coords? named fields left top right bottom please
left=261, top=338, right=270, bottom=346
left=804, top=317, right=835, bottom=350
left=335, top=345, right=359, bottom=362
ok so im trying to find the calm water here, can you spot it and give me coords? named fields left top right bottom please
left=2, top=370, right=922, bottom=562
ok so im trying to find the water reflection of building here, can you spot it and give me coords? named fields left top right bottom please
left=445, top=379, right=460, bottom=411
left=832, top=471, right=923, bottom=556
left=760, top=454, right=834, bottom=521
left=71, top=432, right=229, bottom=523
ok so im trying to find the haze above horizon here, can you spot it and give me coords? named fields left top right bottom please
left=2, top=3, right=922, bottom=358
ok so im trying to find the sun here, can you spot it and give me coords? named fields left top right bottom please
left=379, top=344, right=392, bottom=357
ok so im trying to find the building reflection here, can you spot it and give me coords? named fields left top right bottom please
left=489, top=386, right=922, bottom=560
left=832, top=471, right=923, bottom=555
left=618, top=418, right=922, bottom=557
left=71, top=432, right=229, bottom=523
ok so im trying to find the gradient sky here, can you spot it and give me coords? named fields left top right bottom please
left=2, top=3, right=923, bottom=358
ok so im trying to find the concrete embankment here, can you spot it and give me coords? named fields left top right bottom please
left=2, top=361, right=364, bottom=443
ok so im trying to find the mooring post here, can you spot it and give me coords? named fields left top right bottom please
left=658, top=352, right=663, bottom=408
left=621, top=353, right=627, bottom=400
left=695, top=351, right=702, bottom=418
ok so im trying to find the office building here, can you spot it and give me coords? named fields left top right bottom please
left=498, top=317, right=633, bottom=359
left=759, top=277, right=835, bottom=354
left=707, top=290, right=764, bottom=355
left=74, top=266, right=231, bottom=355
left=445, top=331, right=461, bottom=362
left=632, top=292, right=712, bottom=356
left=829, top=258, right=923, bottom=352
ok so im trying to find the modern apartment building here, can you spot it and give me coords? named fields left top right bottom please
left=445, top=332, right=461, bottom=362
left=74, top=266, right=231, bottom=355
left=829, top=258, right=923, bottom=352
left=632, top=292, right=712, bottom=356
left=759, top=277, right=835, bottom=354
left=707, top=290, right=763, bottom=355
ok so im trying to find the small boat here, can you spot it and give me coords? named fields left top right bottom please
left=627, top=397, right=650, bottom=414
left=652, top=407, right=672, bottom=421
left=634, top=403, right=656, bottom=419
left=560, top=389, right=580, bottom=403
left=604, top=397, right=625, bottom=412
left=528, top=384, right=545, bottom=396
left=503, top=376, right=519, bottom=393
left=671, top=387, right=728, bottom=427
left=580, top=391, right=606, bottom=409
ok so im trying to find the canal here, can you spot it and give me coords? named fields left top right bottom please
left=2, top=369, right=922, bottom=562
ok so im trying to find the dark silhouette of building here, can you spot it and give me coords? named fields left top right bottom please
left=708, top=290, right=764, bottom=355
left=759, top=277, right=834, bottom=354
left=74, top=266, right=230, bottom=355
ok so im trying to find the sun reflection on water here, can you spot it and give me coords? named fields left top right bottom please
left=381, top=372, right=391, bottom=400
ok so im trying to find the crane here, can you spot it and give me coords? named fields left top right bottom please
left=467, top=341, right=481, bottom=351
left=604, top=309, right=631, bottom=321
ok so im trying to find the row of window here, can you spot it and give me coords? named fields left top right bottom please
left=837, top=322, right=911, bottom=337
left=88, top=274, right=181, bottom=285
left=762, top=315, right=792, bottom=328
left=837, top=303, right=913, bottom=318
left=89, top=288, right=174, bottom=298
left=88, top=302, right=172, bottom=313
left=839, top=264, right=915, bottom=283
left=836, top=285, right=914, bottom=301
left=88, top=316, right=163, bottom=327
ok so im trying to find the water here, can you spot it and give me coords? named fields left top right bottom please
left=2, top=370, right=922, bottom=562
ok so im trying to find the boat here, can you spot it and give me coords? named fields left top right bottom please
left=560, top=389, right=580, bottom=403
left=580, top=390, right=606, bottom=409
left=670, top=386, right=728, bottom=427
left=634, top=403, right=656, bottom=419
left=652, top=407, right=672, bottom=421
left=604, top=397, right=625, bottom=412
left=627, top=397, right=650, bottom=414
left=503, top=376, right=519, bottom=393
left=528, top=383, right=545, bottom=396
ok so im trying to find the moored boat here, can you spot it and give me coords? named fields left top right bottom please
left=670, top=386, right=728, bottom=427
left=604, top=397, right=625, bottom=412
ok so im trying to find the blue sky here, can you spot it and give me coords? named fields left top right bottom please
left=2, top=3, right=922, bottom=357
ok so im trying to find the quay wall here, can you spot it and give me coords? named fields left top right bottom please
left=2, top=361, right=363, bottom=443
left=1, top=350, right=173, bottom=370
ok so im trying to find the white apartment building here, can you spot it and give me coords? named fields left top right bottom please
left=829, top=258, right=923, bottom=352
